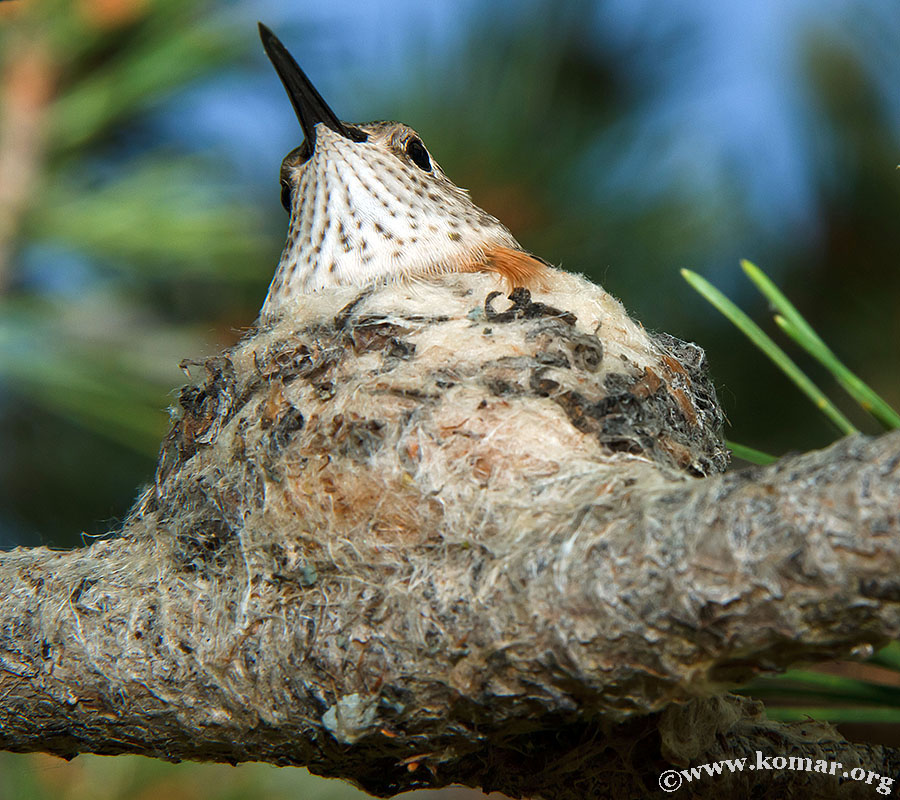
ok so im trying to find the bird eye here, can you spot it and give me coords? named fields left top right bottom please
left=280, top=179, right=292, bottom=213
left=405, top=138, right=432, bottom=172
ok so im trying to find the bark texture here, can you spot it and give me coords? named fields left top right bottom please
left=1, top=270, right=899, bottom=799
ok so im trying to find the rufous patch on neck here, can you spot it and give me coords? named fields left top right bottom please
left=464, top=246, right=552, bottom=291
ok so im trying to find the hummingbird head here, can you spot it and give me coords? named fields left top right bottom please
left=258, top=23, right=548, bottom=320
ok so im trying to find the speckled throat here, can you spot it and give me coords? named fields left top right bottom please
left=258, top=25, right=547, bottom=321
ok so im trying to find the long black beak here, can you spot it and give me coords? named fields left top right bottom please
left=258, top=22, right=364, bottom=149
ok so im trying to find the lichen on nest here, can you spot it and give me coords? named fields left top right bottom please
left=154, top=269, right=727, bottom=512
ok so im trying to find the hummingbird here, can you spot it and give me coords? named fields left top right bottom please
left=258, top=23, right=551, bottom=321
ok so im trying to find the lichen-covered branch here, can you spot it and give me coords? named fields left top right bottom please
left=1, top=271, right=898, bottom=798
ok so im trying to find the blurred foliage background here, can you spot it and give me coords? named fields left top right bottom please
left=0, top=0, right=898, bottom=796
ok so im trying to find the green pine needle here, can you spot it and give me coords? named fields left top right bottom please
left=742, top=665, right=900, bottom=724
left=681, top=269, right=858, bottom=436
left=870, top=641, right=900, bottom=671
left=726, top=441, right=778, bottom=465
left=742, top=259, right=900, bottom=430
left=744, top=668, right=900, bottom=707
left=766, top=707, right=900, bottom=724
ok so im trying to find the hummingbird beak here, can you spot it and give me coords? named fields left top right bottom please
left=258, top=22, right=364, bottom=150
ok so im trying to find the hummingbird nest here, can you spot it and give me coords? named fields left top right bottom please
left=146, top=270, right=727, bottom=587
left=127, top=270, right=726, bottom=754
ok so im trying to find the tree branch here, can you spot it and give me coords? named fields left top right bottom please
left=2, top=271, right=898, bottom=798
